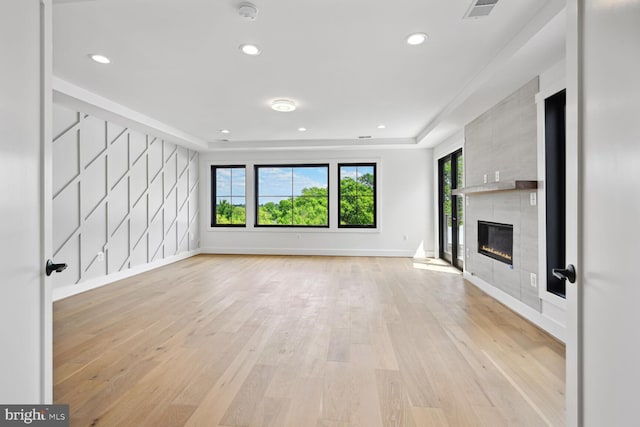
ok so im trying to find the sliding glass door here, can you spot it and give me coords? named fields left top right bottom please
left=438, top=149, right=464, bottom=269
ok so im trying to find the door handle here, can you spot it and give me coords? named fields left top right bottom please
left=552, top=264, right=576, bottom=283
left=46, top=259, right=68, bottom=276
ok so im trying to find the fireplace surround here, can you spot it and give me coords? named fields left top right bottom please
left=478, top=220, right=513, bottom=265
left=463, top=77, right=539, bottom=312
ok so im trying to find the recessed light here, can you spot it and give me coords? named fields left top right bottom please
left=271, top=99, right=297, bottom=112
left=377, top=124, right=386, bottom=129
left=220, top=129, right=230, bottom=134
left=89, top=54, right=111, bottom=64
left=298, top=127, right=307, bottom=132
left=406, top=33, right=428, bottom=45
left=239, top=44, right=261, bottom=56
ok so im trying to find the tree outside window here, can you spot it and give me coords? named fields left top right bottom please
left=255, top=165, right=329, bottom=227
left=211, top=166, right=246, bottom=226
left=338, top=163, right=376, bottom=228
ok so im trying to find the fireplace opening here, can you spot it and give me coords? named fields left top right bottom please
left=478, top=221, right=513, bottom=265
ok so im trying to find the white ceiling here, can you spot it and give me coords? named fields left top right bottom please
left=52, top=0, right=566, bottom=150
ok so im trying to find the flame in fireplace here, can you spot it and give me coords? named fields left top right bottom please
left=481, top=245, right=512, bottom=261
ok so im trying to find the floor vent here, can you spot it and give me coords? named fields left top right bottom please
left=464, top=0, right=499, bottom=19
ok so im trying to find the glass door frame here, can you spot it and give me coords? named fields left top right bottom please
left=438, top=149, right=464, bottom=270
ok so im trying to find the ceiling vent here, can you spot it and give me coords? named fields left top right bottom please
left=464, top=0, right=499, bottom=19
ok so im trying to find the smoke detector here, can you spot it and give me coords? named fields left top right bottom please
left=238, top=2, right=258, bottom=21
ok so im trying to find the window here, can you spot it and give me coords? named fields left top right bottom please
left=255, top=164, right=329, bottom=227
left=338, top=163, right=376, bottom=228
left=211, top=165, right=246, bottom=226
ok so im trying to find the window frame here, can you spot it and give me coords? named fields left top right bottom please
left=337, top=162, right=377, bottom=229
left=254, top=163, right=330, bottom=228
left=211, top=165, right=247, bottom=228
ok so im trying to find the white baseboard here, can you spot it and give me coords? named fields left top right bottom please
left=200, top=246, right=418, bottom=257
left=53, top=249, right=202, bottom=301
left=463, top=271, right=566, bottom=342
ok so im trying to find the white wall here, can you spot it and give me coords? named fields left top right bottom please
left=200, top=148, right=433, bottom=257
left=51, top=103, right=200, bottom=300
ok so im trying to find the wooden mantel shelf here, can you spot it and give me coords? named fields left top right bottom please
left=452, top=180, right=538, bottom=196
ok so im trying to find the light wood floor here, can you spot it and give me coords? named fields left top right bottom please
left=53, top=255, right=565, bottom=427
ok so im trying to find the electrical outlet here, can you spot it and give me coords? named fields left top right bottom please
left=402, top=235, right=408, bottom=241
left=97, top=251, right=104, bottom=262
left=495, top=170, right=500, bottom=182
left=466, top=196, right=469, bottom=206
left=530, top=192, right=537, bottom=206
left=296, top=233, right=301, bottom=239
left=483, top=174, right=488, bottom=184
left=466, top=247, right=470, bottom=258
left=530, top=272, right=537, bottom=287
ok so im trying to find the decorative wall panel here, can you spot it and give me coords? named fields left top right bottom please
left=51, top=104, right=200, bottom=291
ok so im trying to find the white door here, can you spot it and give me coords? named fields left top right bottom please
left=567, top=0, right=640, bottom=425
left=0, top=0, right=52, bottom=403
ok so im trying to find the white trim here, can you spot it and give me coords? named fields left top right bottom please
left=542, top=299, right=566, bottom=328
left=208, top=138, right=418, bottom=152
left=535, top=79, right=567, bottom=105
left=565, top=0, right=583, bottom=423
left=464, top=271, right=566, bottom=342
left=40, top=0, right=53, bottom=404
left=53, top=249, right=201, bottom=301
left=201, top=247, right=419, bottom=258
left=52, top=77, right=208, bottom=152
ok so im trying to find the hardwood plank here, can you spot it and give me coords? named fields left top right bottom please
left=219, top=364, right=277, bottom=426
left=317, top=420, right=351, bottom=427
left=183, top=322, right=276, bottom=426
left=349, top=345, right=383, bottom=427
left=371, top=324, right=400, bottom=371
left=246, top=397, right=290, bottom=427
left=327, top=327, right=351, bottom=362
left=385, top=321, right=439, bottom=407
left=411, top=407, right=450, bottom=427
left=375, top=369, right=416, bottom=427
left=322, top=361, right=352, bottom=422
left=281, top=376, right=324, bottom=427
left=135, top=404, right=197, bottom=427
